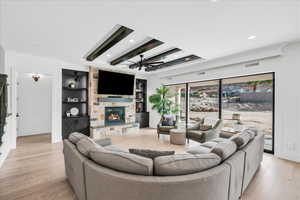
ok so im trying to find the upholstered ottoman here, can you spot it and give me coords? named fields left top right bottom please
left=170, top=129, right=186, bottom=145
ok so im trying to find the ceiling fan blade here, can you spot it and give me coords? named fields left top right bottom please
left=129, top=62, right=139, bottom=68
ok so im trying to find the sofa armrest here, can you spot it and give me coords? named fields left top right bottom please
left=94, top=138, right=112, bottom=147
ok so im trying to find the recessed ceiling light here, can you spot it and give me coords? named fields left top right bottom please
left=211, top=0, right=218, bottom=2
left=106, top=54, right=111, bottom=57
left=129, top=39, right=135, bottom=43
left=248, top=35, right=256, bottom=40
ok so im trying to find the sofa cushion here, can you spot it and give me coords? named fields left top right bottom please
left=90, top=146, right=153, bottom=176
left=76, top=137, right=99, bottom=157
left=201, top=141, right=218, bottom=149
left=211, top=138, right=228, bottom=143
left=94, top=137, right=111, bottom=147
left=244, top=127, right=258, bottom=139
left=129, top=148, right=175, bottom=159
left=211, top=141, right=237, bottom=161
left=187, top=145, right=211, bottom=154
left=154, top=153, right=221, bottom=176
left=105, top=145, right=128, bottom=153
left=68, top=132, right=88, bottom=144
left=230, top=131, right=252, bottom=149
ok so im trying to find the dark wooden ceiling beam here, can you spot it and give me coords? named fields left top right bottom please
left=110, top=39, right=164, bottom=65
left=129, top=48, right=181, bottom=69
left=86, top=25, right=134, bottom=61
left=145, top=55, right=201, bottom=71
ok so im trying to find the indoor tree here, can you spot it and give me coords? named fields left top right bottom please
left=149, top=85, right=179, bottom=122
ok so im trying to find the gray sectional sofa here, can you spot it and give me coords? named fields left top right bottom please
left=63, top=128, right=264, bottom=200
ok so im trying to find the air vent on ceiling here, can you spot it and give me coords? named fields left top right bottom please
left=197, top=72, right=206, bottom=75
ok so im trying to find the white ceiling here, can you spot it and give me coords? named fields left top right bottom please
left=1, top=0, right=300, bottom=74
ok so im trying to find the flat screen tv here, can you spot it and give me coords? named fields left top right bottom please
left=98, top=70, right=135, bottom=95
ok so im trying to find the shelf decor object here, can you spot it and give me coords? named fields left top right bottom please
left=62, top=69, right=90, bottom=139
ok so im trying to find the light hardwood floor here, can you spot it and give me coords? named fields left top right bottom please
left=0, top=129, right=299, bottom=200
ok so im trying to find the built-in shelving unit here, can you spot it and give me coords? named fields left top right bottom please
left=135, top=79, right=149, bottom=128
left=62, top=69, right=90, bottom=139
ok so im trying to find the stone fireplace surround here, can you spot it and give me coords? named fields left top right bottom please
left=88, top=67, right=138, bottom=139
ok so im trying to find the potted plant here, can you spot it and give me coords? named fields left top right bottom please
left=149, top=85, right=179, bottom=124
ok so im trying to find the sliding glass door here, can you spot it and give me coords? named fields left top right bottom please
left=165, top=72, right=274, bottom=153
left=221, top=73, right=274, bottom=152
left=189, top=80, right=220, bottom=123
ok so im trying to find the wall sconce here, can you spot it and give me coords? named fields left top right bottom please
left=32, top=74, right=40, bottom=82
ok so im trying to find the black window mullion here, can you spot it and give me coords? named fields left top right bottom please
left=219, top=79, right=222, bottom=119
left=185, top=83, right=189, bottom=129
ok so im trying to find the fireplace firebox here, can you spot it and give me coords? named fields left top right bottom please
left=105, top=107, right=125, bottom=126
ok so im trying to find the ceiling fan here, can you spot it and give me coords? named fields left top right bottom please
left=127, top=54, right=164, bottom=71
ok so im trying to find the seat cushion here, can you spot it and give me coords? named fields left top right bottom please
left=129, top=148, right=175, bottom=159
left=104, top=145, right=128, bottom=153
left=211, top=138, right=228, bottom=143
left=68, top=132, right=88, bottom=144
left=76, top=137, right=99, bottom=157
left=90, top=146, right=153, bottom=176
left=201, top=141, right=218, bottom=149
left=154, top=153, right=221, bottom=176
left=211, top=141, right=237, bottom=161
left=187, top=145, right=212, bottom=154
left=158, top=126, right=175, bottom=132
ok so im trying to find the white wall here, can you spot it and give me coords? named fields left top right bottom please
left=0, top=45, right=4, bottom=73
left=5, top=51, right=88, bottom=145
left=17, top=73, right=52, bottom=136
left=147, top=41, right=300, bottom=163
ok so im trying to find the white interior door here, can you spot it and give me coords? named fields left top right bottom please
left=11, top=69, right=18, bottom=149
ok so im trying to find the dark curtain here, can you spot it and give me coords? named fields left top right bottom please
left=0, top=74, right=7, bottom=146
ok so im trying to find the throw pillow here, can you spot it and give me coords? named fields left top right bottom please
left=129, top=148, right=175, bottom=159
left=211, top=141, right=237, bottom=161
left=161, top=117, right=175, bottom=126
left=204, top=118, right=218, bottom=127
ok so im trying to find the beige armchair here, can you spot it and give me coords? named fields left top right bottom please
left=157, top=118, right=177, bottom=139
